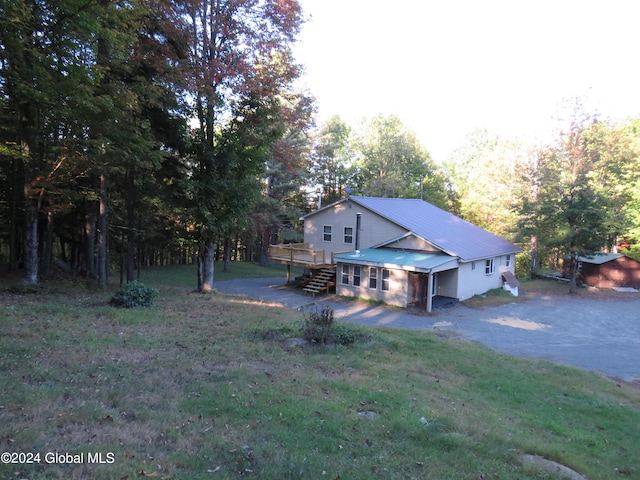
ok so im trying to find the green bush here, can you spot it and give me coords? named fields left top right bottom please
left=111, top=281, right=159, bottom=308
left=330, top=322, right=371, bottom=345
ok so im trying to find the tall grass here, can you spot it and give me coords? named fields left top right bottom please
left=1, top=264, right=639, bottom=479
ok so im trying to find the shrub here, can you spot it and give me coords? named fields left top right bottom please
left=111, top=281, right=159, bottom=308
left=330, top=322, right=371, bottom=345
left=301, top=305, right=334, bottom=344
left=300, top=306, right=369, bottom=346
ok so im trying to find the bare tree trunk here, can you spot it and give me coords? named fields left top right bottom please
left=23, top=198, right=39, bottom=285
left=200, top=240, right=215, bottom=292
left=223, top=237, right=231, bottom=272
left=20, top=101, right=39, bottom=285
left=530, top=235, right=538, bottom=273
left=126, top=170, right=136, bottom=282
left=259, top=228, right=270, bottom=266
left=84, top=199, right=98, bottom=277
left=568, top=248, right=578, bottom=294
left=197, top=249, right=203, bottom=291
left=8, top=159, right=19, bottom=271
left=97, top=174, right=109, bottom=288
left=41, top=210, right=54, bottom=276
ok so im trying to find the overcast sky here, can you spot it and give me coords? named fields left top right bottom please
left=293, top=0, right=640, bottom=161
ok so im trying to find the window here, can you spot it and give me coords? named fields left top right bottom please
left=323, top=225, right=332, bottom=242
left=381, top=269, right=390, bottom=291
left=369, top=267, right=377, bottom=289
left=353, top=266, right=361, bottom=287
left=344, top=226, right=353, bottom=244
left=485, top=258, right=495, bottom=275
left=505, top=254, right=511, bottom=268
left=471, top=261, right=476, bottom=271
left=341, top=264, right=349, bottom=285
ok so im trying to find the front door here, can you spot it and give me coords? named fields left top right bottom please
left=409, top=272, right=429, bottom=307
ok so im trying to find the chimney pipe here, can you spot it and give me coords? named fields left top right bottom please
left=355, top=213, right=362, bottom=251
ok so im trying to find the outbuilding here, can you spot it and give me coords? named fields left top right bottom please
left=574, top=253, right=640, bottom=290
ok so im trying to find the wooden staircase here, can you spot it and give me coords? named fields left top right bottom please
left=303, top=266, right=337, bottom=296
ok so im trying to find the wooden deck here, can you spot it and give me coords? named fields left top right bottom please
left=268, top=243, right=345, bottom=267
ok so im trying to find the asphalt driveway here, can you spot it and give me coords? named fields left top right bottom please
left=214, top=277, right=640, bottom=382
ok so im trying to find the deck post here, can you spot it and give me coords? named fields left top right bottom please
left=286, top=264, right=291, bottom=284
left=426, top=272, right=433, bottom=313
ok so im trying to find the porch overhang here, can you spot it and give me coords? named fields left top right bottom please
left=335, top=248, right=459, bottom=313
left=335, top=248, right=458, bottom=273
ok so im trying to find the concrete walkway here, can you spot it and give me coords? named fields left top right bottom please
left=214, top=277, right=640, bottom=382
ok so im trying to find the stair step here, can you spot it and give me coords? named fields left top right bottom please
left=303, top=267, right=336, bottom=296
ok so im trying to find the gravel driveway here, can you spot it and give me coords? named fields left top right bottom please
left=215, top=278, right=640, bottom=382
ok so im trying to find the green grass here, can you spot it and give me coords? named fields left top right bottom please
left=139, top=261, right=298, bottom=290
left=1, top=263, right=639, bottom=479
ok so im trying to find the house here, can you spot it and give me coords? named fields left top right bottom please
left=566, top=253, right=640, bottom=290
left=270, top=196, right=521, bottom=311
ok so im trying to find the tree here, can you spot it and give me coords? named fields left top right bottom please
left=256, top=90, right=315, bottom=263
left=0, top=0, right=193, bottom=286
left=308, top=116, right=353, bottom=206
left=351, top=115, right=450, bottom=207
left=445, top=129, right=528, bottom=237
left=618, top=118, right=640, bottom=259
left=0, top=0, right=106, bottom=284
left=184, top=0, right=303, bottom=291
left=514, top=101, right=634, bottom=286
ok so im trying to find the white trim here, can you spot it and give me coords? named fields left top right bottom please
left=353, top=265, right=361, bottom=287
left=341, top=264, right=349, bottom=285
left=368, top=267, right=378, bottom=289
left=381, top=268, right=390, bottom=291
left=323, top=225, right=332, bottom=242
left=485, top=258, right=495, bottom=275
left=343, top=226, right=353, bottom=244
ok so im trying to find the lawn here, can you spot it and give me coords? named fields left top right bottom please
left=1, top=264, right=639, bottom=479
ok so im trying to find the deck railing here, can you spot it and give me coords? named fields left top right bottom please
left=269, top=243, right=352, bottom=267
left=269, top=243, right=328, bottom=266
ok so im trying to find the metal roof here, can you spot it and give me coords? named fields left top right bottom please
left=335, top=248, right=458, bottom=273
left=578, top=253, right=624, bottom=265
left=310, top=196, right=521, bottom=262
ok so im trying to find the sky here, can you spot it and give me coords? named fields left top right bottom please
left=293, top=0, right=640, bottom=161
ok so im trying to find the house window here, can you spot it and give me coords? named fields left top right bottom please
left=471, top=261, right=476, bottom=271
left=369, top=267, right=377, bottom=289
left=485, top=258, right=495, bottom=275
left=353, top=266, right=361, bottom=287
left=341, top=264, right=349, bottom=285
left=381, top=269, right=390, bottom=291
left=505, top=254, right=511, bottom=268
left=344, top=227, right=353, bottom=244
left=323, top=225, right=332, bottom=242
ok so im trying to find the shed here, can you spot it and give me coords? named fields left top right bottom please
left=575, top=253, right=640, bottom=289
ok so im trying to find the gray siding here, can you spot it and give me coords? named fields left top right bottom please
left=304, top=202, right=406, bottom=260
left=457, top=254, right=516, bottom=300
